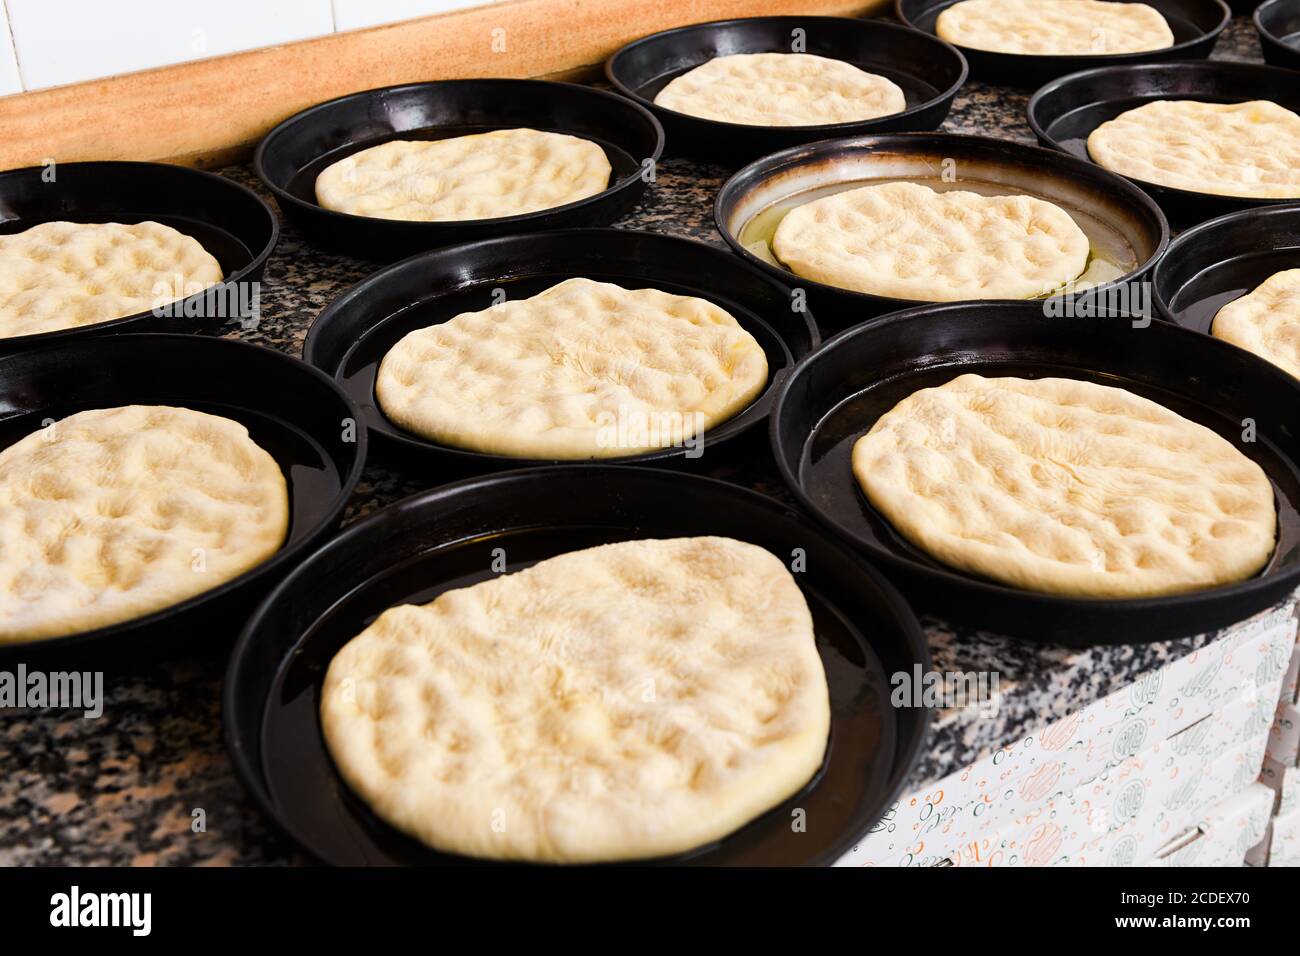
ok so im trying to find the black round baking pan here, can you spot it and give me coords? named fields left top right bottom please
left=1153, top=202, right=1300, bottom=335
left=771, top=304, right=1300, bottom=646
left=0, top=334, right=366, bottom=664
left=605, top=16, right=967, bottom=166
left=1256, top=0, right=1300, bottom=70
left=0, top=161, right=277, bottom=355
left=303, top=228, right=819, bottom=475
left=223, top=466, right=930, bottom=866
left=715, top=132, right=1168, bottom=329
left=896, top=0, right=1229, bottom=87
left=254, top=80, right=664, bottom=261
left=1028, top=61, right=1300, bottom=226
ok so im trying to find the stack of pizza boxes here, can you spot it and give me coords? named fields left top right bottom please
left=1246, top=613, right=1300, bottom=867
left=838, top=601, right=1297, bottom=867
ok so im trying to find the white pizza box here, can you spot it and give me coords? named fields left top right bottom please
left=945, top=731, right=1273, bottom=868
left=1006, top=687, right=1274, bottom=866
left=1280, top=626, right=1300, bottom=708
left=1260, top=756, right=1300, bottom=818
left=1148, top=783, right=1273, bottom=868
left=1248, top=805, right=1300, bottom=867
left=837, top=603, right=1296, bottom=867
left=1268, top=700, right=1300, bottom=767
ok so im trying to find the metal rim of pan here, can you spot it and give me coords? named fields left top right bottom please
left=768, top=302, right=1300, bottom=646
left=1027, top=60, right=1300, bottom=220
left=301, top=227, right=820, bottom=471
left=713, top=130, right=1170, bottom=318
left=1254, top=0, right=1300, bottom=70
left=604, top=16, right=969, bottom=148
left=252, top=79, right=665, bottom=258
left=0, top=161, right=279, bottom=353
left=894, top=0, right=1231, bottom=86
left=1151, top=202, right=1300, bottom=331
left=0, top=334, right=367, bottom=661
left=222, top=464, right=933, bottom=866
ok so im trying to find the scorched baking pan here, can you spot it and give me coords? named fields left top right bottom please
left=1255, top=0, right=1300, bottom=71
left=254, top=80, right=664, bottom=261
left=605, top=16, right=967, bottom=165
left=223, top=466, right=931, bottom=866
left=715, top=132, right=1168, bottom=329
left=1028, top=61, right=1300, bottom=225
left=770, top=304, right=1300, bottom=645
left=302, top=228, right=818, bottom=474
left=896, top=0, right=1229, bottom=87
left=0, top=334, right=366, bottom=663
left=0, top=161, right=278, bottom=355
left=1153, top=203, right=1300, bottom=335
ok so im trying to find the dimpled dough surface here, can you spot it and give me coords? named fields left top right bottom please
left=0, top=221, right=223, bottom=339
left=375, top=278, right=768, bottom=458
left=0, top=406, right=289, bottom=642
left=852, top=375, right=1276, bottom=598
left=771, top=182, right=1089, bottom=300
left=936, top=0, right=1173, bottom=55
left=1212, top=269, right=1300, bottom=380
left=1087, top=100, right=1300, bottom=199
left=314, top=129, right=612, bottom=221
left=319, top=536, right=831, bottom=863
left=653, top=53, right=906, bottom=127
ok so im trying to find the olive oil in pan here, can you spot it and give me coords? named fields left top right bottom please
left=737, top=176, right=1137, bottom=296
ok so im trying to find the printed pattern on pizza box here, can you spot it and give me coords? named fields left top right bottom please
left=1261, top=756, right=1300, bottom=818
left=939, top=730, right=1273, bottom=868
left=1007, top=687, right=1276, bottom=867
left=1147, top=783, right=1273, bottom=868
left=1280, top=626, right=1300, bottom=708
left=1269, top=701, right=1300, bottom=768
left=1263, top=806, right=1300, bottom=866
left=838, top=603, right=1296, bottom=867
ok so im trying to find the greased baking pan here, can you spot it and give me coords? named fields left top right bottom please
left=255, top=80, right=663, bottom=261
left=1153, top=203, right=1300, bottom=335
left=770, top=304, right=1300, bottom=645
left=896, top=0, right=1229, bottom=87
left=303, top=228, right=818, bottom=476
left=1255, top=0, right=1300, bottom=71
left=606, top=16, right=966, bottom=165
left=223, top=466, right=931, bottom=866
left=0, top=161, right=277, bottom=355
left=1028, top=61, right=1300, bottom=226
left=0, top=334, right=365, bottom=664
left=715, top=132, right=1167, bottom=330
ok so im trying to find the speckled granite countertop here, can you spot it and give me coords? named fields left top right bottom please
left=0, top=17, right=1281, bottom=866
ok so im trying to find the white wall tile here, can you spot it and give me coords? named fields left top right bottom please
left=332, top=0, right=489, bottom=33
left=0, top=4, right=23, bottom=95
left=8, top=0, right=336, bottom=90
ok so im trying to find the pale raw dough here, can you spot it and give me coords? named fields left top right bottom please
left=0, top=221, right=223, bottom=339
left=852, top=375, right=1276, bottom=598
left=936, top=0, right=1174, bottom=55
left=314, top=129, right=613, bottom=221
left=319, top=536, right=831, bottom=863
left=653, top=53, right=906, bottom=127
left=771, top=181, right=1090, bottom=300
left=375, top=277, right=768, bottom=458
left=0, top=406, right=289, bottom=642
left=1212, top=269, right=1300, bottom=380
left=1087, top=100, right=1300, bottom=199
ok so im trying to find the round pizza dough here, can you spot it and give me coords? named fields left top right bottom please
left=320, top=536, right=831, bottom=863
left=852, top=374, right=1276, bottom=598
left=375, top=277, right=768, bottom=458
left=314, top=128, right=613, bottom=221
left=653, top=52, right=906, bottom=127
left=0, top=221, right=223, bottom=339
left=1087, top=100, right=1300, bottom=199
left=771, top=181, right=1090, bottom=300
left=936, top=0, right=1174, bottom=55
left=1212, top=269, right=1300, bottom=380
left=0, top=406, right=289, bottom=642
